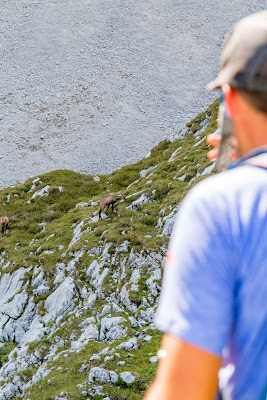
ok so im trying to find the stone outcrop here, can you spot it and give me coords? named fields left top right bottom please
left=0, top=236, right=164, bottom=399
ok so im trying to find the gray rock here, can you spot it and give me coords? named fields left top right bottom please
left=140, top=165, right=157, bottom=178
left=141, top=297, right=149, bottom=308
left=32, top=270, right=45, bottom=287
left=1, top=290, right=28, bottom=320
left=116, top=337, right=138, bottom=351
left=43, top=277, right=75, bottom=323
left=29, top=177, right=41, bottom=192
left=85, top=293, right=97, bottom=309
left=161, top=206, right=179, bottom=237
left=199, top=162, right=215, bottom=176
left=178, top=173, right=186, bottom=182
left=31, top=364, right=50, bottom=385
left=102, top=243, right=112, bottom=261
left=80, top=324, right=99, bottom=341
left=29, top=185, right=50, bottom=201
left=109, top=370, right=119, bottom=384
left=117, top=361, right=126, bottom=366
left=54, top=262, right=66, bottom=284
left=78, top=363, right=88, bottom=373
left=79, top=317, right=96, bottom=329
left=86, top=260, right=109, bottom=291
left=77, top=286, right=88, bottom=300
left=0, top=379, right=22, bottom=400
left=100, top=317, right=127, bottom=342
left=0, top=268, right=26, bottom=308
left=129, top=317, right=139, bottom=328
left=139, top=308, right=155, bottom=323
left=120, top=285, right=136, bottom=313
left=43, top=250, right=54, bottom=255
left=90, top=355, right=101, bottom=362
left=90, top=200, right=99, bottom=206
left=33, top=284, right=50, bottom=296
left=149, top=356, right=159, bottom=363
left=0, top=291, right=39, bottom=343
left=66, top=250, right=84, bottom=272
left=20, top=315, right=46, bottom=344
left=130, top=269, right=141, bottom=284
left=68, top=222, right=86, bottom=249
left=99, top=347, right=110, bottom=356
left=104, top=355, right=114, bottom=362
left=75, top=202, right=89, bottom=207
left=168, top=147, right=182, bottom=162
left=101, top=305, right=111, bottom=316
left=77, top=383, right=84, bottom=389
left=120, top=371, right=135, bottom=384
left=112, top=303, right=123, bottom=313
left=71, top=323, right=99, bottom=351
left=87, top=384, right=104, bottom=396
left=119, top=240, right=130, bottom=253
left=88, top=367, right=118, bottom=384
left=143, top=335, right=152, bottom=342
left=126, top=194, right=151, bottom=211
left=146, top=268, right=162, bottom=296
left=130, top=284, right=139, bottom=292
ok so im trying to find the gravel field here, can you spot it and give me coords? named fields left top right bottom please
left=0, top=0, right=265, bottom=187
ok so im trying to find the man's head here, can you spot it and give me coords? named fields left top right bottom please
left=207, top=11, right=267, bottom=155
left=207, top=11, right=267, bottom=94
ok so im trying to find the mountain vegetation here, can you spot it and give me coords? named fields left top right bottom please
left=0, top=99, right=219, bottom=400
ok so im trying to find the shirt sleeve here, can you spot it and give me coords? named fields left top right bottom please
left=155, top=183, right=236, bottom=356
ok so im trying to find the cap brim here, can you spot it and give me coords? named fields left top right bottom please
left=206, top=79, right=221, bottom=90
left=206, top=68, right=231, bottom=90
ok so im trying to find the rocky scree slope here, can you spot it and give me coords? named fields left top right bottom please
left=0, top=100, right=218, bottom=400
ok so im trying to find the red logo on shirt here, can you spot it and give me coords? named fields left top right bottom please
left=165, top=249, right=173, bottom=267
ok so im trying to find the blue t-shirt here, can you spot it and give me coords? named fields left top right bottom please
left=155, top=161, right=267, bottom=399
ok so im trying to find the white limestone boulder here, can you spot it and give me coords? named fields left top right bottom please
left=126, top=194, right=151, bottom=211
left=120, top=371, right=135, bottom=384
left=100, top=317, right=127, bottom=342
left=116, top=337, right=138, bottom=351
left=43, top=277, right=75, bottom=323
left=88, top=367, right=118, bottom=384
left=0, top=268, right=26, bottom=307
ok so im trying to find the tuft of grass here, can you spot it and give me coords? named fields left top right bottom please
left=0, top=342, right=17, bottom=367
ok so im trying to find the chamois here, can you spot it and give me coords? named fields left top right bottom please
left=99, top=194, right=126, bottom=220
left=0, top=216, right=16, bottom=234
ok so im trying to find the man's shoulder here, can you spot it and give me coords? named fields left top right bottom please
left=179, top=165, right=267, bottom=218
left=190, top=165, right=267, bottom=201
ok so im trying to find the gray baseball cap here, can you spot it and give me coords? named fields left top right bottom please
left=207, top=11, right=267, bottom=91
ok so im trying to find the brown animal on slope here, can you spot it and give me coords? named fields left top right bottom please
left=0, top=216, right=16, bottom=234
left=99, top=194, right=126, bottom=220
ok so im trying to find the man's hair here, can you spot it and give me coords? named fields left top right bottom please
left=238, top=89, right=267, bottom=114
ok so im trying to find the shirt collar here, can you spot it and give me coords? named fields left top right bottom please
left=227, top=146, right=267, bottom=170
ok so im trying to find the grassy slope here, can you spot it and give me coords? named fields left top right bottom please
left=0, top=99, right=219, bottom=399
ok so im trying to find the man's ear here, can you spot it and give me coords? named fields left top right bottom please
left=222, top=84, right=239, bottom=119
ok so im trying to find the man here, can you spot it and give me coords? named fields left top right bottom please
left=144, top=11, right=267, bottom=400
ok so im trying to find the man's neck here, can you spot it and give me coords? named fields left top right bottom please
left=233, top=104, right=267, bottom=156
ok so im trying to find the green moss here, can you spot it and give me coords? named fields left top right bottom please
left=0, top=342, right=17, bottom=367
left=18, top=365, right=38, bottom=383
left=25, top=340, right=107, bottom=399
